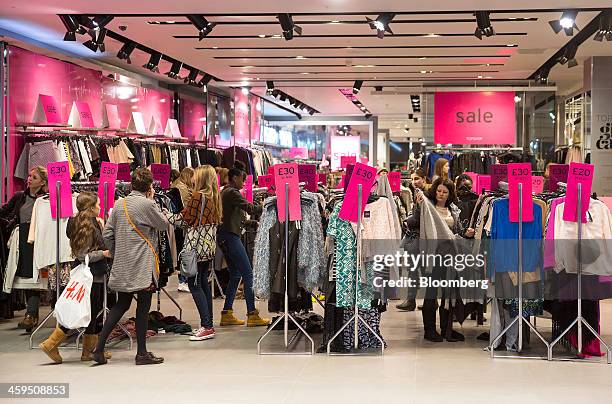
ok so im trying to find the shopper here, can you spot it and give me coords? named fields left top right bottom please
left=172, top=165, right=221, bottom=341
left=431, top=158, right=450, bottom=182
left=39, top=192, right=113, bottom=363
left=217, top=164, right=270, bottom=327
left=171, top=167, right=194, bottom=293
left=409, top=178, right=475, bottom=342
left=0, top=166, right=47, bottom=332
left=92, top=168, right=169, bottom=365
left=216, top=167, right=229, bottom=188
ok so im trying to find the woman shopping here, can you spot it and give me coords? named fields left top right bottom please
left=39, top=192, right=112, bottom=363
left=432, top=158, right=450, bottom=182
left=0, top=166, right=48, bottom=332
left=217, top=164, right=270, bottom=327
left=407, top=178, right=475, bottom=342
left=93, top=168, right=170, bottom=366
left=169, top=165, right=221, bottom=341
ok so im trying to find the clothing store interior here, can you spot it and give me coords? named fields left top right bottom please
left=1, top=1, right=612, bottom=403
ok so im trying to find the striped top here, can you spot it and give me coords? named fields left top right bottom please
left=103, top=191, right=169, bottom=293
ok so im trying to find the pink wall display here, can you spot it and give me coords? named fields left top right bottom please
left=434, top=92, right=516, bottom=145
left=234, top=90, right=250, bottom=146
left=250, top=97, right=262, bottom=143
left=179, top=96, right=207, bottom=140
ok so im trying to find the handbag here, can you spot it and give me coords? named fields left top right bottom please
left=123, top=199, right=160, bottom=290
left=179, top=193, right=206, bottom=278
left=54, top=255, right=93, bottom=329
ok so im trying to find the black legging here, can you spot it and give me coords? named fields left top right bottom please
left=95, top=290, right=152, bottom=356
left=59, top=282, right=104, bottom=335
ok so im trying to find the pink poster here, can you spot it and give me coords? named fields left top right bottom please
left=151, top=164, right=171, bottom=190
left=234, top=90, right=250, bottom=146
left=243, top=175, right=253, bottom=203
left=388, top=172, right=401, bottom=192
left=73, top=101, right=95, bottom=127
left=490, top=164, right=508, bottom=190
left=341, top=156, right=357, bottom=169
left=117, top=163, right=131, bottom=182
left=532, top=176, right=544, bottom=194
left=508, top=163, right=533, bottom=222
left=339, top=163, right=377, bottom=223
left=179, top=97, right=206, bottom=140
left=258, top=175, right=274, bottom=192
left=548, top=164, right=569, bottom=191
left=274, top=163, right=301, bottom=222
left=290, top=147, right=309, bottom=160
left=34, top=94, right=62, bottom=124
left=330, top=135, right=360, bottom=170
left=318, top=173, right=327, bottom=185
left=298, top=164, right=317, bottom=192
left=98, top=162, right=118, bottom=217
left=250, top=97, right=262, bottom=143
left=434, top=92, right=516, bottom=145
left=478, top=175, right=491, bottom=192
left=47, top=161, right=73, bottom=219
left=563, top=163, right=594, bottom=223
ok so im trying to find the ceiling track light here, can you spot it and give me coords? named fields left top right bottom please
left=549, top=10, right=579, bottom=36
left=117, top=41, right=136, bottom=64
left=474, top=11, right=495, bottom=40
left=143, top=52, right=162, bottom=73
left=366, top=13, right=395, bottom=39
left=277, top=14, right=302, bottom=41
left=353, top=80, right=363, bottom=94
left=83, top=27, right=106, bottom=53
left=187, top=15, right=216, bottom=40
left=198, top=73, right=213, bottom=87
left=594, top=14, right=612, bottom=42
left=59, top=15, right=86, bottom=41
left=166, top=60, right=183, bottom=79
left=91, top=15, right=114, bottom=29
left=184, top=68, right=200, bottom=85
left=558, top=45, right=578, bottom=68
left=266, top=80, right=275, bottom=94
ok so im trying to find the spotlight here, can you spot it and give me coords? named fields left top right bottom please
left=366, top=13, right=395, bottom=39
left=166, top=60, right=183, bottom=79
left=187, top=15, right=216, bottom=40
left=558, top=45, right=578, bottom=68
left=143, top=52, right=162, bottom=73
left=83, top=28, right=106, bottom=52
left=241, top=87, right=249, bottom=95
left=277, top=14, right=302, bottom=41
left=365, top=113, right=373, bottom=119
left=535, top=67, right=550, bottom=84
left=594, top=14, right=612, bottom=42
left=514, top=95, right=522, bottom=103
left=184, top=68, right=199, bottom=85
left=117, top=41, right=136, bottom=64
left=271, top=89, right=281, bottom=99
left=308, top=108, right=315, bottom=116
left=474, top=11, right=495, bottom=40
left=266, top=81, right=275, bottom=94
left=91, top=15, right=114, bottom=29
left=279, top=92, right=288, bottom=102
left=197, top=74, right=213, bottom=87
left=549, top=11, right=579, bottom=36
left=353, top=80, right=363, bottom=94
left=59, top=15, right=86, bottom=41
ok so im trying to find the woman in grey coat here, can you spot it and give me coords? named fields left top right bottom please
left=92, top=168, right=170, bottom=366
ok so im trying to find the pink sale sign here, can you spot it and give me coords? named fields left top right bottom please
left=98, top=162, right=118, bottom=217
left=47, top=161, right=73, bottom=219
left=274, top=164, right=301, bottom=222
left=508, top=163, right=533, bottom=222
left=563, top=163, right=594, bottom=223
left=339, top=163, right=377, bottom=223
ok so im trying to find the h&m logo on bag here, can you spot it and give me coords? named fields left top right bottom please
left=596, top=122, right=612, bottom=150
left=62, top=281, right=87, bottom=303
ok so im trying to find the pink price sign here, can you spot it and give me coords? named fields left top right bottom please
left=36, top=94, right=62, bottom=124
left=478, top=175, right=491, bottom=192
left=490, top=164, right=508, bottom=190
left=563, top=163, right=594, bottom=223
left=75, top=101, right=95, bottom=127
left=244, top=175, right=254, bottom=203
left=508, top=163, right=533, bottom=223
left=548, top=164, right=569, bottom=191
left=98, top=162, right=118, bottom=217
left=388, top=172, right=401, bottom=192
left=298, top=164, right=317, bottom=192
left=340, top=156, right=357, bottom=169
left=532, top=176, right=544, bottom=194
left=47, top=161, right=73, bottom=219
left=318, top=173, right=327, bottom=186
left=339, top=163, right=377, bottom=223
left=151, top=164, right=171, bottom=189
left=117, top=163, right=131, bottom=182
left=274, top=163, right=302, bottom=222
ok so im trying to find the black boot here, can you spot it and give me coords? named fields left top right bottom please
left=440, top=307, right=464, bottom=342
left=422, top=300, right=442, bottom=342
left=396, top=299, right=416, bottom=312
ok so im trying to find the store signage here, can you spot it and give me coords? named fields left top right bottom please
left=164, top=119, right=182, bottom=138
left=298, top=164, right=318, bottom=192
left=98, top=162, right=118, bottom=217
left=274, top=163, right=302, bottom=222
left=151, top=163, right=171, bottom=189
left=491, top=164, right=508, bottom=190
left=258, top=174, right=274, bottom=192
left=330, top=135, right=360, bottom=170
left=127, top=112, right=147, bottom=134
left=117, top=163, right=131, bottom=182
left=548, top=164, right=569, bottom=191
left=318, top=173, right=327, bottom=185
left=68, top=101, right=95, bottom=128
left=290, top=147, right=309, bottom=159
left=532, top=176, right=544, bottom=194
left=478, top=175, right=491, bottom=192
left=341, top=156, right=357, bottom=169
left=340, top=163, right=377, bottom=223
left=103, top=104, right=121, bottom=129
left=234, top=91, right=250, bottom=146
left=149, top=115, right=164, bottom=135
left=433, top=92, right=516, bottom=145
left=243, top=175, right=253, bottom=203
left=388, top=172, right=401, bottom=192
left=590, top=57, right=612, bottom=196
left=563, top=162, right=594, bottom=223
left=33, top=94, right=62, bottom=124
left=508, top=163, right=533, bottom=222
left=47, top=161, right=73, bottom=219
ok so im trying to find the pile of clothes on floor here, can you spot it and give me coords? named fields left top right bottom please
left=105, top=311, right=192, bottom=343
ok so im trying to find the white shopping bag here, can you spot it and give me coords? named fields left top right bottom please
left=54, top=255, right=93, bottom=329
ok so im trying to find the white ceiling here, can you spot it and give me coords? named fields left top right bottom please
left=1, top=1, right=611, bottom=133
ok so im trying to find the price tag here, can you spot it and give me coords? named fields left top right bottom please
left=68, top=101, right=95, bottom=128
left=532, top=176, right=544, bottom=194
left=318, top=173, right=327, bottom=186
left=548, top=164, right=569, bottom=192
left=490, top=164, right=508, bottom=190
left=151, top=164, right=171, bottom=189
left=339, top=163, right=377, bottom=223
left=258, top=175, right=274, bottom=192
left=117, top=163, right=131, bottom=182
left=33, top=94, right=62, bottom=124
left=340, top=156, right=357, bottom=169
left=47, top=161, right=73, bottom=219
left=267, top=166, right=274, bottom=176
left=98, top=162, right=118, bottom=217
left=478, top=175, right=491, bottom=192
left=388, top=172, right=401, bottom=192
left=563, top=162, right=594, bottom=223
left=274, top=163, right=301, bottom=222
left=298, top=164, right=317, bottom=192
left=508, top=163, right=533, bottom=223
left=244, top=175, right=253, bottom=203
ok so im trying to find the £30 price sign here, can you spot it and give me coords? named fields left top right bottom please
left=47, top=161, right=73, bottom=219
left=273, top=163, right=301, bottom=222
left=98, top=162, right=118, bottom=217
left=339, top=162, right=377, bottom=223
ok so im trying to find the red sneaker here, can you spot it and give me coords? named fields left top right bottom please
left=189, top=327, right=215, bottom=341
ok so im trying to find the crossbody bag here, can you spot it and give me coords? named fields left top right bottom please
left=123, top=199, right=160, bottom=291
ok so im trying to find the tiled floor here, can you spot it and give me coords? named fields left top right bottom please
left=1, top=281, right=612, bottom=404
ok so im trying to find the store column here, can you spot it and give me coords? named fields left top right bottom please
left=588, top=56, right=612, bottom=196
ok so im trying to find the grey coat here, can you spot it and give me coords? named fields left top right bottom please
left=103, top=191, right=169, bottom=293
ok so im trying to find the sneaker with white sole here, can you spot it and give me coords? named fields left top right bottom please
left=189, top=327, right=215, bottom=341
left=178, top=282, right=190, bottom=293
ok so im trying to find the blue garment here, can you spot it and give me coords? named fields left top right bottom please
left=488, top=198, right=542, bottom=276
left=426, top=153, right=453, bottom=180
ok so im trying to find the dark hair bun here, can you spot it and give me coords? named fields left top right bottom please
left=233, top=161, right=246, bottom=171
